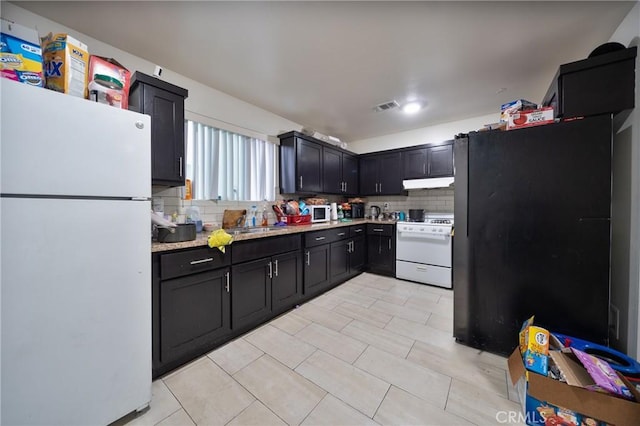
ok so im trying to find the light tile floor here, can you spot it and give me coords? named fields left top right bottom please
left=127, top=273, right=524, bottom=426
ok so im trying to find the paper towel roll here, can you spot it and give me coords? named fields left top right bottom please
left=330, top=202, right=338, bottom=220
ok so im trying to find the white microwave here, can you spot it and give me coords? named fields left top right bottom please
left=309, top=205, right=331, bottom=223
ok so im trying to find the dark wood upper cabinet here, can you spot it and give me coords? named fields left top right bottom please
left=402, top=142, right=453, bottom=179
left=129, top=72, right=188, bottom=187
left=279, top=131, right=358, bottom=195
left=359, top=152, right=403, bottom=195
left=279, top=133, right=322, bottom=194
left=322, top=146, right=342, bottom=193
left=322, top=147, right=359, bottom=195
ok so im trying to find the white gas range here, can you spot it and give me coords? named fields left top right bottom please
left=395, top=213, right=454, bottom=288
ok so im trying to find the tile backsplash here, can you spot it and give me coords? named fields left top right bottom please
left=152, top=186, right=454, bottom=226
left=363, top=188, right=454, bottom=215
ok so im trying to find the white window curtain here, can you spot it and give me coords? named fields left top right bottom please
left=186, top=121, right=276, bottom=201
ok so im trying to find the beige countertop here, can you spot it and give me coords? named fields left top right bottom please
left=152, top=218, right=397, bottom=253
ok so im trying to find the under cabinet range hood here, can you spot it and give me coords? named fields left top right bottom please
left=402, top=177, right=454, bottom=189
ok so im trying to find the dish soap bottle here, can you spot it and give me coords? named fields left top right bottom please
left=261, top=204, right=268, bottom=227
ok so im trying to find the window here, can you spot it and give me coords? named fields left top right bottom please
left=185, top=120, right=277, bottom=201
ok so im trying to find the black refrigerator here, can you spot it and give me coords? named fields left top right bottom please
left=453, top=114, right=612, bottom=356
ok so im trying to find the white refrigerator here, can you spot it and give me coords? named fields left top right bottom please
left=1, top=80, right=152, bottom=425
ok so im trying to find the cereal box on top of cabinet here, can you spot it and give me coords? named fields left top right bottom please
left=41, top=33, right=89, bottom=98
left=0, top=19, right=44, bottom=87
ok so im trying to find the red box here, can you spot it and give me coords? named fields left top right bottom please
left=507, top=107, right=555, bottom=130
left=87, top=55, right=131, bottom=108
left=278, top=215, right=311, bottom=225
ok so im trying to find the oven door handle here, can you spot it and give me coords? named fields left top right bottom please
left=397, top=232, right=449, bottom=241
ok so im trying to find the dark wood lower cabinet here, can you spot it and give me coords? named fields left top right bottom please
left=330, top=239, right=350, bottom=283
left=350, top=235, right=366, bottom=274
left=159, top=267, right=230, bottom=366
left=153, top=227, right=377, bottom=378
left=304, top=244, right=331, bottom=297
left=231, top=258, right=272, bottom=331
left=272, top=251, right=303, bottom=312
left=367, top=235, right=395, bottom=276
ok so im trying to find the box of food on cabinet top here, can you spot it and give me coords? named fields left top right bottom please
left=507, top=107, right=555, bottom=130
left=88, top=55, right=131, bottom=109
left=41, top=32, right=89, bottom=98
left=0, top=19, right=44, bottom=87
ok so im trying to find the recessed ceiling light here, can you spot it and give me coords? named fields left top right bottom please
left=402, top=102, right=422, bottom=114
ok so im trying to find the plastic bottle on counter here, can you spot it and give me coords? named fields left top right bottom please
left=261, top=204, right=268, bottom=226
left=251, top=205, right=257, bottom=227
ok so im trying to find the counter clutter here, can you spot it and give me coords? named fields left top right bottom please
left=151, top=218, right=396, bottom=252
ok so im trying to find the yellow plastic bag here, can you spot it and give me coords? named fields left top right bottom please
left=207, top=229, right=233, bottom=253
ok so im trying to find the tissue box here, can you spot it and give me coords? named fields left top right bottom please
left=0, top=20, right=43, bottom=86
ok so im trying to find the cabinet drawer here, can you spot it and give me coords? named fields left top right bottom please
left=367, top=223, right=394, bottom=236
left=305, top=229, right=337, bottom=247
left=161, top=247, right=230, bottom=280
left=350, top=225, right=366, bottom=237
left=233, top=234, right=301, bottom=264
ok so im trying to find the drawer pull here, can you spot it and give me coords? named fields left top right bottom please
left=373, top=228, right=384, bottom=232
left=354, top=228, right=363, bottom=233
left=190, top=257, right=214, bottom=265
left=337, top=232, right=346, bottom=237
left=315, top=236, right=326, bottom=241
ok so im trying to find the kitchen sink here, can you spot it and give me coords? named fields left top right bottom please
left=227, top=226, right=283, bottom=235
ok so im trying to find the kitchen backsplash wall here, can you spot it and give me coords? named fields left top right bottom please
left=363, top=188, right=454, bottom=215
left=153, top=186, right=453, bottom=226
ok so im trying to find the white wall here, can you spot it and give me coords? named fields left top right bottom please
left=1, top=3, right=303, bottom=142
left=609, top=2, right=640, bottom=358
left=346, top=113, right=497, bottom=154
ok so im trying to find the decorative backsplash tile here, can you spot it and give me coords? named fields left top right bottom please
left=152, top=186, right=454, bottom=226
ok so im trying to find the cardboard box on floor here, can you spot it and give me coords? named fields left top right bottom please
left=508, top=348, right=640, bottom=425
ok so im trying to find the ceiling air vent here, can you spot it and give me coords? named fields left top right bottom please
left=373, top=100, right=399, bottom=112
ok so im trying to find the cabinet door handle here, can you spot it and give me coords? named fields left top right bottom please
left=349, top=241, right=354, bottom=253
left=373, top=228, right=383, bottom=232
left=268, top=261, right=273, bottom=279
left=379, top=183, right=382, bottom=193
left=225, top=272, right=230, bottom=292
left=344, top=182, right=347, bottom=192
left=274, top=259, right=279, bottom=277
left=315, top=236, right=326, bottom=241
left=306, top=251, right=310, bottom=266
left=179, top=156, right=184, bottom=177
left=423, top=163, right=426, bottom=175
left=389, top=239, right=392, bottom=250
left=337, top=232, right=346, bottom=237
left=190, top=257, right=214, bottom=265
left=299, top=176, right=303, bottom=188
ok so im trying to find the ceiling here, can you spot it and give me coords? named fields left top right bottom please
left=12, top=1, right=636, bottom=142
